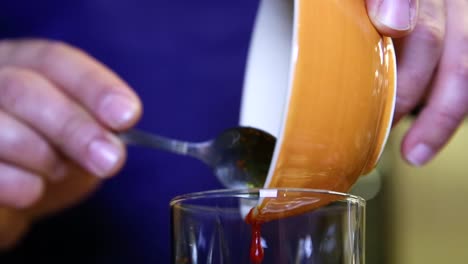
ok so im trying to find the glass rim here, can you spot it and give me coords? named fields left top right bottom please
left=170, top=188, right=366, bottom=206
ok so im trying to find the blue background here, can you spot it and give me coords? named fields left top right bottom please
left=0, top=1, right=259, bottom=262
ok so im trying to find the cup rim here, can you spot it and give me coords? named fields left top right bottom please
left=170, top=188, right=366, bottom=206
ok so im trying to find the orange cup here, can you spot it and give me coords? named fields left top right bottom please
left=240, top=0, right=396, bottom=194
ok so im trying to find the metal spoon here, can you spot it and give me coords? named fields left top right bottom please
left=119, top=127, right=276, bottom=188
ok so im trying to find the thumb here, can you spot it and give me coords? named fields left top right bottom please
left=366, top=0, right=419, bottom=38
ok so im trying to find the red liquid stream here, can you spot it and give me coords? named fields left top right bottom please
left=244, top=191, right=338, bottom=263
left=246, top=209, right=264, bottom=264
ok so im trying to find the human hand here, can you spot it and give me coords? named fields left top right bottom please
left=0, top=39, right=142, bottom=249
left=366, top=0, right=468, bottom=166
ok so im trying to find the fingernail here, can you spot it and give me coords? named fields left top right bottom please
left=406, top=143, right=434, bottom=166
left=88, top=138, right=121, bottom=177
left=377, top=0, right=415, bottom=31
left=99, top=93, right=139, bottom=128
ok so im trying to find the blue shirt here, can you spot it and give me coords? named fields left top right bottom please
left=0, top=1, right=259, bottom=262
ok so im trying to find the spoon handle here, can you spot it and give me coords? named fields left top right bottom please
left=119, top=129, right=192, bottom=156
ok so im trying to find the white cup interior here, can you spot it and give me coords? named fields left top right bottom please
left=239, top=0, right=294, bottom=138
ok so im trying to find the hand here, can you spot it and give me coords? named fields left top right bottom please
left=0, top=39, right=142, bottom=249
left=366, top=0, right=468, bottom=166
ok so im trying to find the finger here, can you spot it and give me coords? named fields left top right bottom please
left=392, top=0, right=446, bottom=124
left=0, top=110, right=67, bottom=181
left=0, top=66, right=126, bottom=178
left=0, top=39, right=142, bottom=130
left=0, top=162, right=44, bottom=209
left=402, top=0, right=468, bottom=166
left=366, top=0, right=419, bottom=37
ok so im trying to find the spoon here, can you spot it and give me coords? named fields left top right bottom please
left=119, top=127, right=276, bottom=188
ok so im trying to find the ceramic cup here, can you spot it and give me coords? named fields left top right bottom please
left=240, top=0, right=396, bottom=194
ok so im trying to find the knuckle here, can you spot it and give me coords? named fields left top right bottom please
left=433, top=106, right=465, bottom=134
left=17, top=138, right=56, bottom=174
left=31, top=139, right=52, bottom=161
left=55, top=111, right=100, bottom=157
left=414, top=19, right=445, bottom=48
left=0, top=67, right=32, bottom=111
left=0, top=126, right=33, bottom=156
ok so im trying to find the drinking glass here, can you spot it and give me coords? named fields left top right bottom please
left=171, top=188, right=365, bottom=263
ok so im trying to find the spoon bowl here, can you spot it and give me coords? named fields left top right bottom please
left=119, top=127, right=276, bottom=189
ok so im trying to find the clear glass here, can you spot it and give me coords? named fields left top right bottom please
left=171, top=188, right=365, bottom=264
